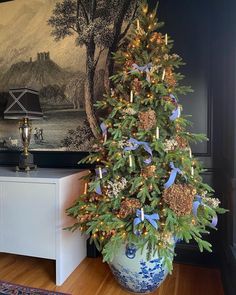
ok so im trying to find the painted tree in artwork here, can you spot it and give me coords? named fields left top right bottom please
left=48, top=0, right=140, bottom=138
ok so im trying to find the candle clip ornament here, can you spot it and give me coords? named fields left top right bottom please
left=130, top=90, right=134, bottom=103
left=191, top=167, right=194, bottom=176
left=165, top=34, right=168, bottom=45
left=156, top=126, right=160, bottom=139
left=129, top=155, right=133, bottom=167
left=189, top=148, right=192, bottom=158
left=98, top=167, right=103, bottom=179
left=141, top=208, right=145, bottom=221
left=84, top=182, right=88, bottom=194
left=137, top=19, right=140, bottom=31
left=162, top=69, right=166, bottom=81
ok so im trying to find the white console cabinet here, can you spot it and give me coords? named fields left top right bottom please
left=0, top=167, right=88, bottom=285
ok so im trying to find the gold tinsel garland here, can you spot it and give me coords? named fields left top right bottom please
left=138, top=108, right=157, bottom=130
left=162, top=184, right=196, bottom=216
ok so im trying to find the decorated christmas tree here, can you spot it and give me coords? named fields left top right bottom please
left=66, top=1, right=226, bottom=273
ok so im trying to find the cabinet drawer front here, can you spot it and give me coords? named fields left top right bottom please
left=0, top=182, right=56, bottom=259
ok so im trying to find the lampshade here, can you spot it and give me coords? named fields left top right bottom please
left=4, top=88, right=43, bottom=120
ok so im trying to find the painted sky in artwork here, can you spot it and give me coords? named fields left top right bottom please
left=0, top=0, right=86, bottom=74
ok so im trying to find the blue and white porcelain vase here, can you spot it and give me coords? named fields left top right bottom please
left=108, top=243, right=172, bottom=294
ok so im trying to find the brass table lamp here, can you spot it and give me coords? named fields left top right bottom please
left=4, top=88, right=43, bottom=171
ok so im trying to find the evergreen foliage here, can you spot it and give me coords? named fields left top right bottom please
left=66, top=1, right=227, bottom=272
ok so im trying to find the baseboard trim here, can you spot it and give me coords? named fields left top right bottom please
left=174, top=242, right=218, bottom=267
left=220, top=244, right=236, bottom=295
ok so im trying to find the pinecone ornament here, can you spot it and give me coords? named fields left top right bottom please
left=138, top=108, right=157, bottom=130
left=119, top=198, right=141, bottom=218
left=162, top=184, right=196, bottom=216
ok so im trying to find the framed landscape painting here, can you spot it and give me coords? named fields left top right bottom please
left=0, top=0, right=105, bottom=157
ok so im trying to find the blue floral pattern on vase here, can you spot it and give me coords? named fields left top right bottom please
left=108, top=244, right=172, bottom=294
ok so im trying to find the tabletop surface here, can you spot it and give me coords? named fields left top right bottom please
left=0, top=166, right=86, bottom=182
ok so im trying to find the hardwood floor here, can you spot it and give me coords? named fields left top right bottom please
left=0, top=253, right=224, bottom=295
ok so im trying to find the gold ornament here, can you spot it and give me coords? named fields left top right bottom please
left=124, top=59, right=134, bottom=69
left=119, top=198, right=141, bottom=218
left=78, top=213, right=93, bottom=223
left=175, top=135, right=189, bottom=149
left=162, top=184, right=195, bottom=216
left=150, top=32, right=163, bottom=44
left=165, top=67, right=177, bottom=87
left=138, top=108, right=157, bottom=130
left=132, top=78, right=142, bottom=93
left=141, top=165, right=156, bottom=178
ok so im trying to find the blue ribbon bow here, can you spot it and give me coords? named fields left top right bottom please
left=193, top=195, right=218, bottom=228
left=130, top=63, right=152, bottom=83
left=169, top=94, right=181, bottom=121
left=95, top=168, right=107, bottom=195
left=164, top=162, right=183, bottom=189
left=100, top=122, right=107, bottom=138
left=133, top=209, right=159, bottom=235
left=124, top=138, right=153, bottom=164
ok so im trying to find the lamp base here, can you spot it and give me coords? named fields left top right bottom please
left=16, top=152, right=37, bottom=172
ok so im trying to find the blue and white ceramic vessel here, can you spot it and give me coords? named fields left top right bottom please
left=109, top=243, right=171, bottom=294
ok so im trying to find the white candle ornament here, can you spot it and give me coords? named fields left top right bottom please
left=130, top=90, right=134, bottom=103
left=191, top=167, right=194, bottom=176
left=156, top=126, right=160, bottom=139
left=98, top=167, right=103, bottom=179
left=165, top=33, right=168, bottom=45
left=104, top=134, right=107, bottom=143
left=162, top=69, right=166, bottom=80
left=84, top=182, right=88, bottom=194
left=129, top=155, right=133, bottom=167
left=137, top=19, right=140, bottom=31
left=189, top=148, right=192, bottom=158
left=141, top=208, right=145, bottom=221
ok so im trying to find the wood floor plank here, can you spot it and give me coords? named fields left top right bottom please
left=0, top=253, right=224, bottom=295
